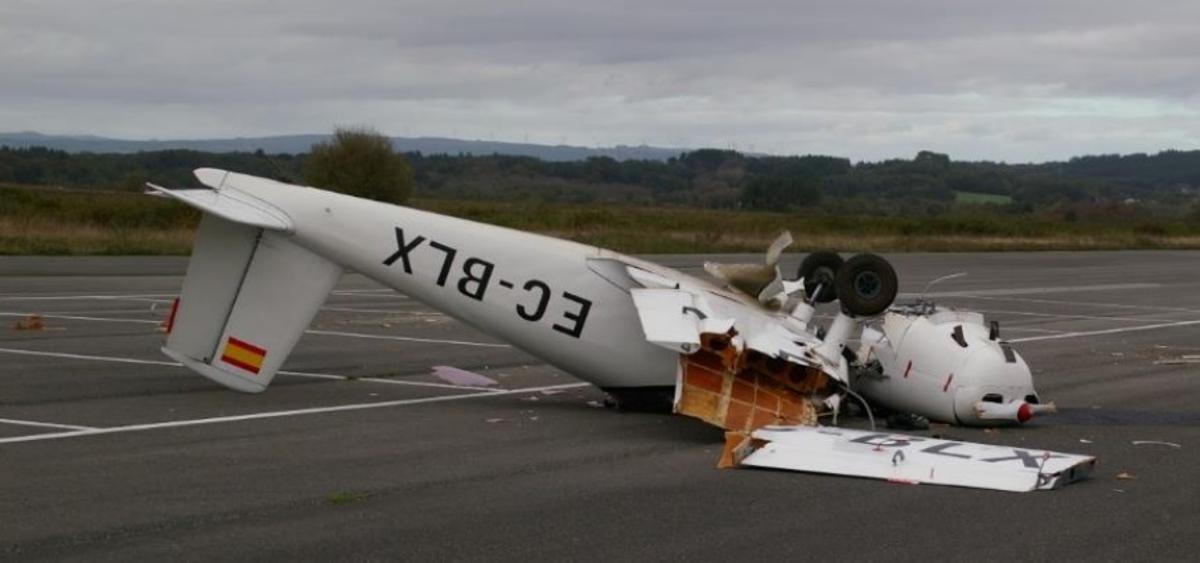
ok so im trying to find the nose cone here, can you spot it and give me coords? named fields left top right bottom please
left=954, top=342, right=1040, bottom=424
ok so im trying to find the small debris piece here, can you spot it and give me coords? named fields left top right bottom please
left=485, top=418, right=504, bottom=423
left=1115, top=471, right=1137, bottom=480
left=585, top=400, right=604, bottom=409
left=885, top=413, right=930, bottom=431
left=1132, top=440, right=1182, bottom=449
left=12, top=315, right=44, bottom=331
left=431, top=365, right=499, bottom=387
left=1079, top=439, right=1094, bottom=444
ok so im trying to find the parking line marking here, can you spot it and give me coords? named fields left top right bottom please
left=0, top=418, right=99, bottom=431
left=0, top=312, right=161, bottom=325
left=911, top=283, right=1162, bottom=299
left=0, top=312, right=508, bottom=348
left=0, top=347, right=497, bottom=392
left=1010, top=319, right=1200, bottom=343
left=0, top=382, right=591, bottom=445
left=305, top=329, right=509, bottom=348
left=0, top=293, right=178, bottom=301
left=0, top=347, right=178, bottom=367
left=977, top=308, right=1186, bottom=324
left=948, top=294, right=1200, bottom=315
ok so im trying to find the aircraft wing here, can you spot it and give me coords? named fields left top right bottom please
left=726, top=426, right=1096, bottom=492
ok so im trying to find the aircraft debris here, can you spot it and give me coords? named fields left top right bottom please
left=11, top=314, right=44, bottom=331
left=1115, top=471, right=1137, bottom=480
left=431, top=365, right=498, bottom=387
left=151, top=168, right=1097, bottom=493
left=725, top=426, right=1095, bottom=492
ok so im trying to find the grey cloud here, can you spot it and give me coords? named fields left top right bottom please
left=1, top=0, right=1198, bottom=161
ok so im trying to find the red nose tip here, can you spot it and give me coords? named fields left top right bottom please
left=1017, top=403, right=1033, bottom=423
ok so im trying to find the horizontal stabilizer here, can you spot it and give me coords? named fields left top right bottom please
left=732, top=426, right=1095, bottom=492
left=163, top=214, right=341, bottom=392
left=146, top=170, right=291, bottom=231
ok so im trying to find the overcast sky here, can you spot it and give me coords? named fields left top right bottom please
left=2, top=0, right=1198, bottom=161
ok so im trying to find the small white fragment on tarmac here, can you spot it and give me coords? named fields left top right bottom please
left=586, top=400, right=604, bottom=408
left=1132, top=440, right=1182, bottom=448
left=1116, top=471, right=1137, bottom=480
left=1153, top=354, right=1200, bottom=365
left=522, top=396, right=540, bottom=402
left=431, top=365, right=499, bottom=387
left=1079, top=439, right=1094, bottom=444
left=486, top=418, right=504, bottom=423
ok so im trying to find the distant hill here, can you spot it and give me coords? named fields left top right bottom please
left=0, top=131, right=687, bottom=161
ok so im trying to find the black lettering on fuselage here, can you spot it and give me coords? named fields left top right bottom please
left=427, top=241, right=458, bottom=286
left=382, top=228, right=425, bottom=273
left=553, top=291, right=592, bottom=339
left=458, top=258, right=495, bottom=301
left=517, top=280, right=551, bottom=321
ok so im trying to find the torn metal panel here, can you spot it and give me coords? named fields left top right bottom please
left=675, top=332, right=832, bottom=437
left=729, top=426, right=1096, bottom=492
left=630, top=288, right=734, bottom=354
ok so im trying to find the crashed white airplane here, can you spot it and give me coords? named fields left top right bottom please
left=149, top=169, right=1095, bottom=493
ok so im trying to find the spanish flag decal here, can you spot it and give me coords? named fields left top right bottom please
left=220, top=336, right=267, bottom=374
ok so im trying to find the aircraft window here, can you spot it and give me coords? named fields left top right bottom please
left=951, top=325, right=968, bottom=348
left=1001, top=344, right=1017, bottom=363
left=982, top=393, right=1003, bottom=403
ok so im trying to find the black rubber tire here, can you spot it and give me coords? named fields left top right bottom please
left=797, top=251, right=843, bottom=304
left=836, top=253, right=898, bottom=316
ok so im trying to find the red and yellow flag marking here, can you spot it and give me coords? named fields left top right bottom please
left=220, top=336, right=267, bottom=374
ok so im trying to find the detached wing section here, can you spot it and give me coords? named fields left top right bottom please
left=727, top=426, right=1096, bottom=492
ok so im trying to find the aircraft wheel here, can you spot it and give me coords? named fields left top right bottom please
left=836, top=254, right=898, bottom=317
left=797, top=251, right=843, bottom=303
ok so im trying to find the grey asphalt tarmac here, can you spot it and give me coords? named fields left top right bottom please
left=2, top=252, right=1198, bottom=561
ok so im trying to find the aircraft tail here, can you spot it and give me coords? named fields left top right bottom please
left=157, top=171, right=342, bottom=392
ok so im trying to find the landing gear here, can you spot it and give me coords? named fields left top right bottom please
left=797, top=251, right=843, bottom=304
left=836, top=253, right=898, bottom=317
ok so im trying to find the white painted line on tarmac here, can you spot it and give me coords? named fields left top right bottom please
left=910, top=282, right=1162, bottom=299
left=320, top=306, right=410, bottom=314
left=0, top=347, right=496, bottom=392
left=1001, top=327, right=1065, bottom=334
left=0, top=347, right=179, bottom=367
left=976, top=308, right=1184, bottom=324
left=0, top=293, right=178, bottom=301
left=331, top=290, right=408, bottom=299
left=947, top=294, right=1200, bottom=315
left=0, top=312, right=161, bottom=325
left=0, top=418, right=99, bottom=431
left=1010, top=319, right=1200, bottom=343
left=0, top=382, right=592, bottom=445
left=305, top=329, right=509, bottom=348
left=0, top=311, right=507, bottom=348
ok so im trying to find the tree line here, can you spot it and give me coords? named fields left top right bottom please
left=4, top=140, right=1200, bottom=218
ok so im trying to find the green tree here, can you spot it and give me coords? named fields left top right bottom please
left=302, top=127, right=414, bottom=204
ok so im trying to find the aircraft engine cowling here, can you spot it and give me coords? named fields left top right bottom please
left=855, top=308, right=1048, bottom=426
